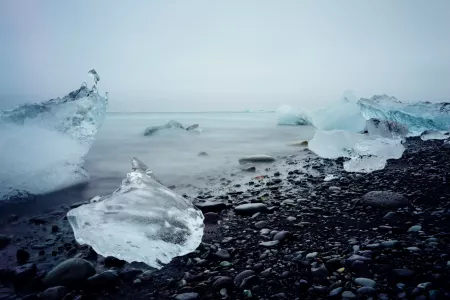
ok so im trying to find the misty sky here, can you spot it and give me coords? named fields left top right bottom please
left=1, top=0, right=449, bottom=112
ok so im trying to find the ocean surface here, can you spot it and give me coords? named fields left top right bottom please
left=0, top=112, right=315, bottom=217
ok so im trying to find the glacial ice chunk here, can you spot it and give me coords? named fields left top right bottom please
left=358, top=95, right=450, bottom=134
left=0, top=73, right=108, bottom=200
left=67, top=158, right=204, bottom=269
left=309, top=130, right=404, bottom=173
left=313, top=96, right=366, bottom=132
left=366, top=118, right=409, bottom=138
left=276, top=105, right=312, bottom=125
left=420, top=130, right=448, bottom=141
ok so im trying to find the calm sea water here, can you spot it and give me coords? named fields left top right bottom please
left=84, top=112, right=315, bottom=197
left=0, top=112, right=315, bottom=217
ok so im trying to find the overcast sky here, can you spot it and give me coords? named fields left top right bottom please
left=1, top=0, right=449, bottom=112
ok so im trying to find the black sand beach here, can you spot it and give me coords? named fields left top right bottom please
left=1, top=137, right=449, bottom=299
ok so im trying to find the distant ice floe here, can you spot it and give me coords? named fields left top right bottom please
left=0, top=70, right=108, bottom=200
left=67, top=158, right=204, bottom=269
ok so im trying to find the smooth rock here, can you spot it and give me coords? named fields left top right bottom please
left=342, top=291, right=357, bottom=299
left=238, top=155, right=275, bottom=164
left=408, top=225, right=422, bottom=232
left=361, top=191, right=409, bottom=208
left=14, top=263, right=37, bottom=282
left=254, top=221, right=267, bottom=229
left=39, top=286, right=67, bottom=300
left=43, top=258, right=95, bottom=288
left=195, top=201, right=227, bottom=213
left=354, top=278, right=376, bottom=288
left=203, top=212, right=220, bottom=224
left=174, top=292, right=199, bottom=300
left=104, top=256, right=126, bottom=268
left=86, top=271, right=119, bottom=290
left=235, top=203, right=267, bottom=215
left=0, top=235, right=11, bottom=248
left=212, top=276, right=233, bottom=289
left=234, top=270, right=255, bottom=287
left=259, top=241, right=279, bottom=247
left=215, top=249, right=231, bottom=260
left=273, top=231, right=291, bottom=242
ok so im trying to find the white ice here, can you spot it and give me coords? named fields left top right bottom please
left=276, top=105, right=312, bottom=125
left=0, top=72, right=108, bottom=200
left=309, top=130, right=405, bottom=173
left=67, top=158, right=205, bottom=269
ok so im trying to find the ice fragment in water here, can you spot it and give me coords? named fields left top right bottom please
left=0, top=71, right=108, bottom=200
left=67, top=158, right=204, bottom=269
left=309, top=130, right=404, bottom=173
left=420, top=130, right=448, bottom=141
left=276, top=105, right=312, bottom=125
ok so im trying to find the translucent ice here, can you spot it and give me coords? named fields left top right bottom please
left=309, top=130, right=404, bottom=173
left=0, top=73, right=108, bottom=200
left=366, top=118, right=409, bottom=138
left=313, top=96, right=366, bottom=132
left=276, top=105, right=312, bottom=125
left=67, top=158, right=204, bottom=269
left=358, top=95, right=450, bottom=134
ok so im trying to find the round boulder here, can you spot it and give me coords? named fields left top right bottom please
left=43, top=258, right=95, bottom=288
left=361, top=191, right=409, bottom=208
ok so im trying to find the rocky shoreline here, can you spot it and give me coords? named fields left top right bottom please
left=1, top=137, right=449, bottom=299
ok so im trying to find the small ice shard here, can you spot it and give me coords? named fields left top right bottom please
left=67, top=158, right=204, bottom=269
left=420, top=130, right=448, bottom=141
left=366, top=118, right=408, bottom=138
left=88, top=69, right=100, bottom=88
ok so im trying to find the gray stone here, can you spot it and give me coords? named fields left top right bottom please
left=203, top=212, right=220, bottom=224
left=354, top=278, right=376, bottom=288
left=238, top=155, right=275, bottom=164
left=259, top=241, right=279, bottom=247
left=361, top=191, right=409, bottom=208
left=234, top=270, right=255, bottom=286
left=212, top=276, right=233, bottom=289
left=0, top=234, right=11, bottom=248
left=43, top=258, right=95, bottom=288
left=235, top=203, right=267, bottom=215
left=329, top=287, right=343, bottom=297
left=215, top=249, right=231, bottom=260
left=342, top=291, right=357, bottom=299
left=273, top=231, right=291, bottom=242
left=194, top=201, right=227, bottom=213
left=174, top=293, right=199, bottom=300
left=86, top=271, right=119, bottom=290
left=408, top=225, right=422, bottom=232
left=254, top=221, right=267, bottom=229
left=39, top=286, right=67, bottom=300
left=357, top=287, right=377, bottom=296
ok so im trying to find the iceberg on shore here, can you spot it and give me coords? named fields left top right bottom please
left=0, top=71, right=108, bottom=200
left=67, top=158, right=204, bottom=269
left=358, top=95, right=450, bottom=134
